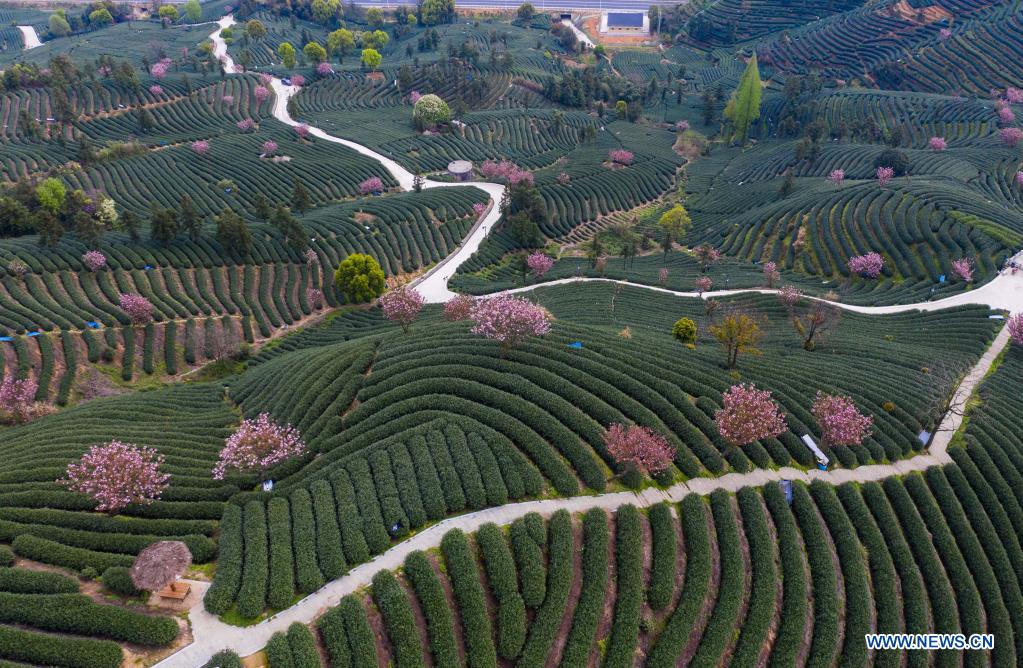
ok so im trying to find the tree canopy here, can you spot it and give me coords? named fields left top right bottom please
left=724, top=53, right=762, bottom=144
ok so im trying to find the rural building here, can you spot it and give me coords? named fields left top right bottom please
left=600, top=11, right=649, bottom=35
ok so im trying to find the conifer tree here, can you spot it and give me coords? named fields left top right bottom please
left=724, top=53, right=762, bottom=144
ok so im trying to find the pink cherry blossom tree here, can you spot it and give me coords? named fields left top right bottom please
left=294, top=124, right=310, bottom=139
left=149, top=84, right=164, bottom=96
left=556, top=171, right=571, bottom=185
left=479, top=160, right=533, bottom=185
left=304, top=248, right=318, bottom=264
left=951, top=257, right=974, bottom=282
left=928, top=136, right=947, bottom=151
left=409, top=90, right=422, bottom=104
left=828, top=169, right=845, bottom=184
left=658, top=267, right=669, bottom=285
left=317, top=62, right=333, bottom=76
left=469, top=295, right=551, bottom=355
left=1001, top=127, right=1023, bottom=147
left=608, top=149, right=634, bottom=165
left=848, top=252, right=884, bottom=278
left=777, top=285, right=802, bottom=309
left=261, top=140, right=278, bottom=156
left=444, top=294, right=476, bottom=321
left=82, top=250, right=106, bottom=271
left=939, top=27, right=951, bottom=40
left=1016, top=171, right=1023, bottom=187
left=222, top=94, right=234, bottom=105
left=675, top=120, right=690, bottom=132
left=526, top=252, right=554, bottom=278
left=472, top=202, right=487, bottom=217
left=151, top=61, right=169, bottom=79
left=306, top=287, right=324, bottom=309
left=237, top=118, right=255, bottom=132
left=876, top=166, right=894, bottom=187
left=259, top=73, right=273, bottom=85
left=1009, top=313, right=1023, bottom=346
left=714, top=383, right=788, bottom=449
left=119, top=293, right=154, bottom=325
left=213, top=413, right=306, bottom=481
left=1000, top=106, right=1016, bottom=125
left=291, top=74, right=305, bottom=87
left=693, top=244, right=721, bottom=271
left=61, top=441, right=170, bottom=513
left=254, top=85, right=270, bottom=103
left=696, top=276, right=713, bottom=294
left=604, top=423, right=676, bottom=476
left=1007, top=87, right=1023, bottom=104
left=762, top=261, right=780, bottom=287
left=811, top=391, right=873, bottom=447
left=379, top=285, right=425, bottom=333
left=192, top=139, right=210, bottom=156
left=0, top=377, right=38, bottom=425
left=359, top=177, right=384, bottom=195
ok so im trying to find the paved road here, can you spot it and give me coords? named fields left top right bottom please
left=17, top=25, right=42, bottom=49
left=348, top=0, right=660, bottom=10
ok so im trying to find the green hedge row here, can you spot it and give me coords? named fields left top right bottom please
left=646, top=502, right=676, bottom=611
left=316, top=595, right=378, bottom=668
left=203, top=504, right=243, bottom=615
left=329, top=472, right=371, bottom=565
left=476, top=522, right=526, bottom=660
left=0, top=591, right=178, bottom=645
left=289, top=489, right=325, bottom=594
left=510, top=514, right=546, bottom=609
left=517, top=509, right=573, bottom=667
left=730, top=488, right=776, bottom=666
left=310, top=480, right=346, bottom=580
left=559, top=508, right=609, bottom=668
left=236, top=500, right=268, bottom=619
left=372, top=570, right=423, bottom=668
left=267, top=497, right=296, bottom=610
left=603, top=504, right=644, bottom=668
left=792, top=483, right=840, bottom=668
left=403, top=551, right=459, bottom=667
left=441, top=528, right=497, bottom=668
left=0, top=624, right=123, bottom=668
left=287, top=622, right=320, bottom=668
left=11, top=534, right=132, bottom=573
left=0, top=567, right=78, bottom=595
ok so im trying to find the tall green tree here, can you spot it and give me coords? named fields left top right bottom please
left=724, top=53, right=761, bottom=144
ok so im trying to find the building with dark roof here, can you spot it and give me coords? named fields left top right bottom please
left=600, top=11, right=649, bottom=35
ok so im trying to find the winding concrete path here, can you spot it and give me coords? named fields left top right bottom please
left=151, top=18, right=1023, bottom=667
left=17, top=25, right=42, bottom=50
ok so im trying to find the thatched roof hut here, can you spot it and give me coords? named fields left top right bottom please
left=130, top=540, right=192, bottom=592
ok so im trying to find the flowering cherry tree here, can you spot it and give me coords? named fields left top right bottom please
left=675, top=120, right=690, bottom=132
left=213, top=413, right=306, bottom=481
left=762, top=261, right=780, bottom=287
left=306, top=287, right=324, bottom=309
left=119, top=293, right=154, bottom=325
left=237, top=118, right=255, bottom=132
left=999, top=106, right=1016, bottom=125
left=556, top=171, right=571, bottom=185
left=1008, top=87, right=1023, bottom=104
left=379, top=285, right=425, bottom=333
left=828, top=169, right=845, bottom=184
left=811, top=392, right=873, bottom=447
left=291, top=74, right=305, bottom=87
left=409, top=90, right=422, bottom=104
left=777, top=285, right=802, bottom=308
left=469, top=295, right=551, bottom=354
left=714, top=383, right=788, bottom=448
left=1008, top=313, right=1023, bottom=346
left=848, top=252, right=884, bottom=279
left=317, top=62, right=333, bottom=76
left=472, top=202, right=487, bottom=217
left=259, top=73, right=273, bottom=85
left=480, top=160, right=533, bottom=185
left=694, top=244, right=721, bottom=271
left=696, top=276, right=713, bottom=294
left=222, top=94, right=234, bottom=105
left=261, top=140, right=278, bottom=156
left=608, top=149, right=634, bottom=165
left=192, top=140, right=210, bottom=156
left=876, top=166, right=894, bottom=187
left=444, top=294, right=476, bottom=321
left=951, top=257, right=974, bottom=282
left=0, top=377, right=38, bottom=424
left=61, top=441, right=170, bottom=512
left=254, top=85, right=270, bottom=102
left=604, top=423, right=676, bottom=476
left=359, top=177, right=384, bottom=195
left=82, top=250, right=106, bottom=271
left=149, top=84, right=164, bottom=96
left=928, top=136, right=947, bottom=151
left=658, top=267, right=669, bottom=285
left=526, top=252, right=554, bottom=278
left=1016, top=171, right=1023, bottom=187
left=1001, top=127, right=1023, bottom=147
left=151, top=60, right=169, bottom=79
left=939, top=27, right=951, bottom=40
left=294, top=124, right=310, bottom=139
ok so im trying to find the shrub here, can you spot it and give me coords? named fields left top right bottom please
left=203, top=504, right=243, bottom=615
left=12, top=534, right=132, bottom=573
left=603, top=505, right=644, bottom=668
left=517, top=510, right=573, bottom=666
left=234, top=501, right=268, bottom=619
left=267, top=497, right=296, bottom=609
left=413, top=94, right=451, bottom=129
left=441, top=529, right=497, bottom=668
left=0, top=625, right=123, bottom=668
left=372, top=570, right=422, bottom=668
left=476, top=523, right=526, bottom=659
left=558, top=508, right=609, bottom=668
left=264, top=631, right=292, bottom=668
left=646, top=503, right=676, bottom=610
left=286, top=622, right=320, bottom=668
left=509, top=517, right=546, bottom=608
left=100, top=566, right=142, bottom=597
left=0, top=567, right=78, bottom=594
left=404, top=551, right=459, bottom=666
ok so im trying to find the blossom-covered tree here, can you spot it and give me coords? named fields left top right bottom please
left=951, top=257, right=974, bottom=282
left=777, top=285, right=802, bottom=308
left=61, top=441, right=170, bottom=512
left=693, top=244, right=720, bottom=271
left=469, top=295, right=551, bottom=355
left=379, top=285, right=425, bottom=333
left=306, top=287, right=324, bottom=309
left=149, top=84, right=164, bottom=96
left=472, top=202, right=487, bottom=217
left=444, top=294, right=475, bottom=321
left=658, top=267, right=669, bottom=285
left=1016, top=171, right=1023, bottom=187
left=675, top=120, right=690, bottom=132
left=480, top=160, right=533, bottom=185
left=82, top=250, right=106, bottom=271
left=1009, top=313, right=1023, bottom=346
left=1007, top=87, right=1023, bottom=104
left=119, top=293, right=154, bottom=325
left=928, top=136, right=947, bottom=151
left=0, top=377, right=38, bottom=425
left=604, top=423, right=676, bottom=476
left=237, top=118, right=255, bottom=132
left=192, top=139, right=210, bottom=156
left=696, top=276, right=713, bottom=294
left=939, top=27, right=951, bottom=40
left=811, top=392, right=873, bottom=447
left=412, top=93, right=451, bottom=129
left=608, top=149, right=634, bottom=165
left=526, top=251, right=554, bottom=278
left=213, top=413, right=306, bottom=481
left=828, top=169, right=845, bottom=184
left=762, top=261, right=780, bottom=287
left=714, top=383, right=787, bottom=448
left=359, top=177, right=384, bottom=195
left=261, top=140, right=278, bottom=156
left=222, top=94, right=234, bottom=105
left=294, top=124, right=310, bottom=139
left=409, top=90, right=422, bottom=104
left=151, top=60, right=170, bottom=79
left=254, top=85, right=270, bottom=102
left=317, top=62, right=334, bottom=76
left=999, top=106, right=1016, bottom=125
left=1001, top=127, right=1023, bottom=147
left=291, top=74, right=305, bottom=87
left=876, top=166, right=894, bottom=187
left=556, top=171, right=571, bottom=185
left=848, top=252, right=884, bottom=279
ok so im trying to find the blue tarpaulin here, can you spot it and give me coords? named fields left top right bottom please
left=0, top=337, right=12, bottom=342
left=568, top=341, right=583, bottom=349
left=27, top=331, right=40, bottom=337
left=144, top=264, right=153, bottom=270
left=87, top=321, right=99, bottom=328
left=939, top=274, right=946, bottom=283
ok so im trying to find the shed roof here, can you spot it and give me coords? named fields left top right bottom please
left=607, top=12, right=644, bottom=27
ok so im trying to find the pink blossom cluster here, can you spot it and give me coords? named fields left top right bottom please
left=939, top=27, right=951, bottom=40
left=876, top=165, right=894, bottom=186
left=1008, top=313, right=1023, bottom=346
left=317, top=62, right=334, bottom=76
left=61, top=441, right=170, bottom=512
left=763, top=261, right=780, bottom=287
left=237, top=118, right=255, bottom=132
left=379, top=285, right=425, bottom=333
left=359, top=176, right=384, bottom=195
left=828, top=168, right=845, bottom=184
left=259, top=73, right=273, bottom=85
left=777, top=284, right=802, bottom=308
left=811, top=391, right=873, bottom=446
left=695, top=276, right=712, bottom=293
left=714, top=383, right=788, bottom=447
left=556, top=171, right=571, bottom=185
left=222, top=94, right=234, bottom=105
left=928, top=136, right=947, bottom=151
left=409, top=90, right=422, bottom=104
left=119, top=293, right=154, bottom=324
left=149, top=84, right=164, bottom=96
left=294, top=124, right=310, bottom=138
left=658, top=267, right=669, bottom=284
left=261, top=140, right=278, bottom=156
left=1007, top=87, right=1023, bottom=104
left=97, top=65, right=112, bottom=77
left=848, top=252, right=884, bottom=279
left=472, top=202, right=487, bottom=217
left=526, top=251, right=554, bottom=278
left=1001, top=127, right=1023, bottom=147
left=604, top=422, right=676, bottom=475
left=151, top=58, right=171, bottom=79
left=675, top=120, right=690, bottom=132
left=0, top=377, right=37, bottom=425
left=694, top=244, right=721, bottom=268
left=254, top=85, right=270, bottom=102
left=291, top=74, right=305, bottom=87
left=469, top=295, right=551, bottom=352
left=999, top=106, right=1016, bottom=125
left=192, top=139, right=210, bottom=155
left=213, top=413, right=306, bottom=480
left=480, top=160, right=533, bottom=185
left=306, top=287, right=324, bottom=308
left=444, top=294, right=476, bottom=321
left=608, top=149, right=634, bottom=165
left=951, top=257, right=974, bottom=282
left=1017, top=171, right=1023, bottom=187
left=82, top=250, right=106, bottom=271
left=305, top=248, right=318, bottom=264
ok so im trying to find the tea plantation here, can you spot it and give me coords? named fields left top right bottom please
left=1, top=0, right=1023, bottom=665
